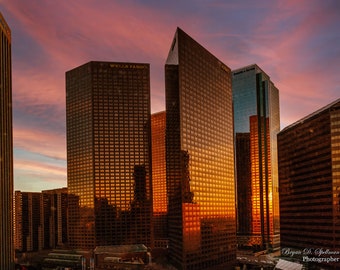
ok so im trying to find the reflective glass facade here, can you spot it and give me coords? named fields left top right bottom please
left=151, top=111, right=168, bottom=248
left=0, top=11, right=13, bottom=269
left=278, top=99, right=340, bottom=269
left=165, top=28, right=236, bottom=270
left=66, top=61, right=152, bottom=250
left=232, top=64, right=280, bottom=250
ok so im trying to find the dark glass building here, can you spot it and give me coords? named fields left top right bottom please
left=165, top=28, right=236, bottom=270
left=278, top=99, right=340, bottom=269
left=151, top=111, right=168, bottom=248
left=232, top=64, right=280, bottom=250
left=0, top=11, right=13, bottom=269
left=66, top=61, right=152, bottom=250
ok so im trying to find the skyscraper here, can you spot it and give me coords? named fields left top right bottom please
left=151, top=111, right=168, bottom=248
left=165, top=28, right=236, bottom=270
left=66, top=61, right=152, bottom=250
left=0, top=11, right=13, bottom=269
left=232, top=64, right=280, bottom=251
left=278, top=99, right=340, bottom=269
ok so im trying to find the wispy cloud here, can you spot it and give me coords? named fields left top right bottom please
left=1, top=0, right=339, bottom=191
left=13, top=125, right=65, bottom=161
left=14, top=148, right=66, bottom=191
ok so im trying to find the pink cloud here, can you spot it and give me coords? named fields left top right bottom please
left=14, top=164, right=66, bottom=192
left=1, top=0, right=338, bottom=192
left=14, top=126, right=66, bottom=161
left=240, top=1, right=340, bottom=127
left=7, top=1, right=175, bottom=64
left=8, top=0, right=188, bottom=117
left=13, top=67, right=65, bottom=107
left=14, top=159, right=66, bottom=177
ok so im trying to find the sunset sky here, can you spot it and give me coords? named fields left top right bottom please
left=0, top=0, right=339, bottom=192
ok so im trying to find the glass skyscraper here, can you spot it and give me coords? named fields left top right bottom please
left=232, top=64, right=280, bottom=251
left=0, top=11, right=13, bottom=269
left=165, top=28, right=236, bottom=270
left=66, top=61, right=152, bottom=250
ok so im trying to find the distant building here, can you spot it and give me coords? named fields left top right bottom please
left=278, top=98, right=340, bottom=269
left=232, top=64, right=280, bottom=250
left=0, top=11, right=14, bottom=269
left=14, top=188, right=68, bottom=252
left=42, top=188, right=68, bottom=248
left=151, top=111, right=168, bottom=249
left=14, top=191, right=43, bottom=252
left=66, top=61, right=152, bottom=250
left=165, top=27, right=236, bottom=270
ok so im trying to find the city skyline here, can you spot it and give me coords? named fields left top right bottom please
left=0, top=1, right=339, bottom=191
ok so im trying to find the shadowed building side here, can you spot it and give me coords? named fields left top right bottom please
left=278, top=99, right=340, bottom=269
left=0, top=11, right=14, bottom=270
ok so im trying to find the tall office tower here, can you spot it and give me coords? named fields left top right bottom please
left=151, top=111, right=168, bottom=248
left=66, top=61, right=152, bottom=250
left=278, top=99, right=340, bottom=269
left=165, top=28, right=236, bottom=270
left=232, top=64, right=280, bottom=251
left=0, top=12, right=13, bottom=269
left=42, top=188, right=68, bottom=248
left=14, top=191, right=43, bottom=252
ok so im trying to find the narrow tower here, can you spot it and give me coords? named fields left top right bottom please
left=0, top=11, right=14, bottom=269
left=232, top=64, right=280, bottom=251
left=151, top=111, right=168, bottom=248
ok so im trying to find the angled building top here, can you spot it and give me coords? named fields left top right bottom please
left=0, top=12, right=11, bottom=41
left=166, top=28, right=179, bottom=65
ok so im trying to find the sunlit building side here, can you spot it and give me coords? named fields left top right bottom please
left=278, top=99, right=340, bottom=269
left=165, top=28, right=236, bottom=270
left=232, top=64, right=280, bottom=250
left=151, top=111, right=168, bottom=248
left=66, top=61, right=152, bottom=250
left=0, top=11, right=13, bottom=269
